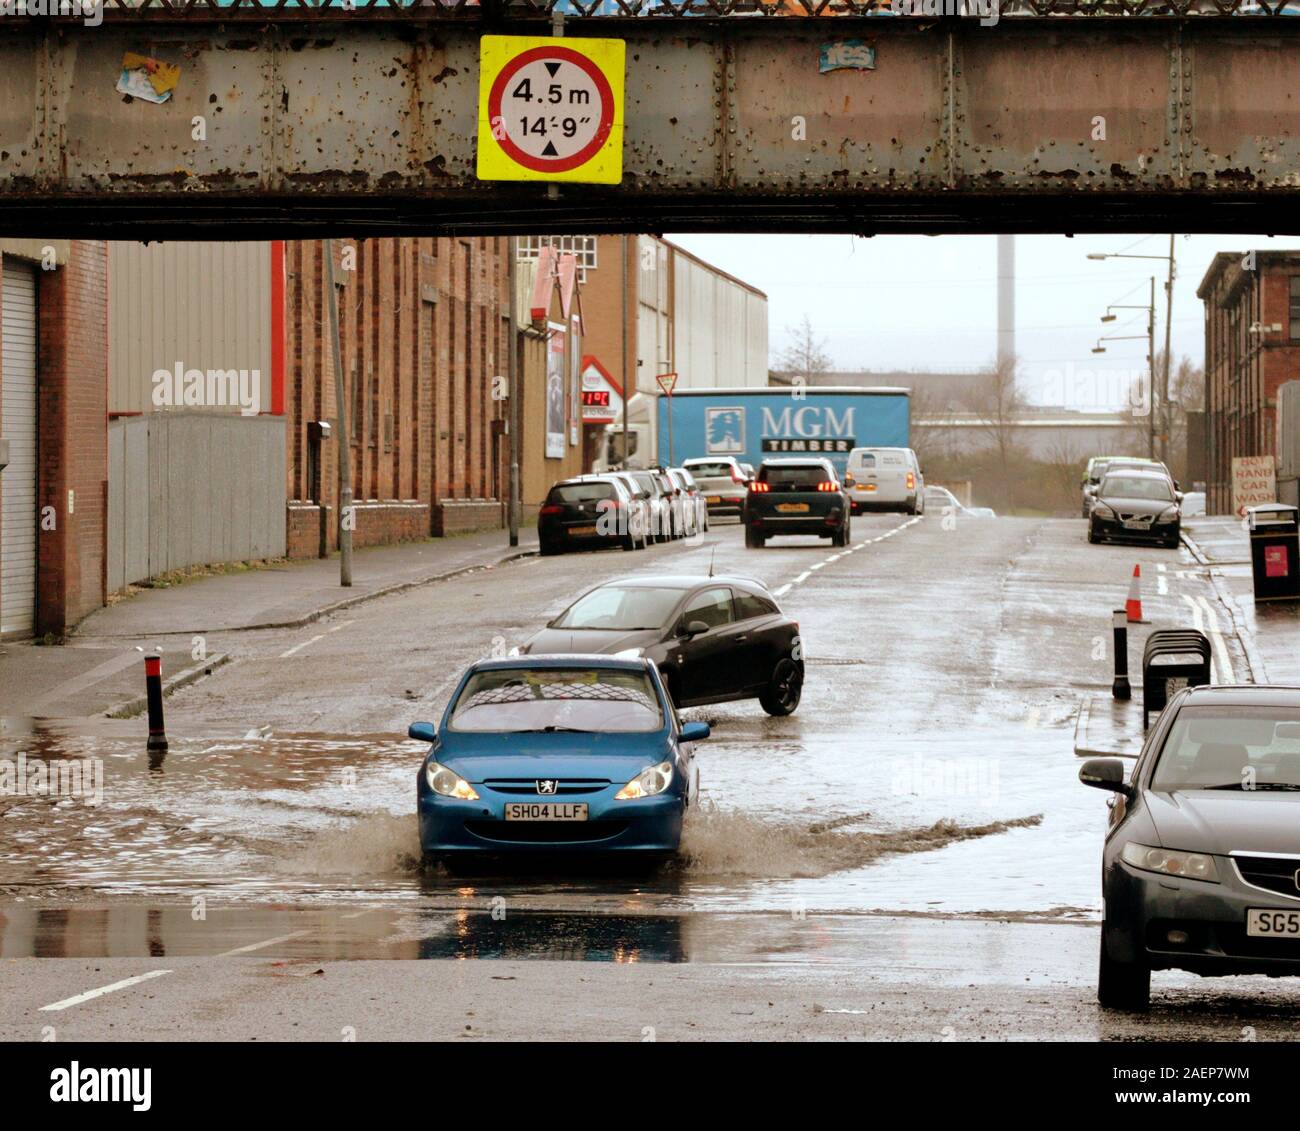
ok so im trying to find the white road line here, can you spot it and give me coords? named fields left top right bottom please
left=810, top=562, right=825, bottom=571
left=1157, top=574, right=1168, bottom=595
left=793, top=571, right=810, bottom=584
left=280, top=634, right=325, bottom=659
left=217, top=930, right=312, bottom=958
left=1157, top=563, right=1167, bottom=572
left=774, top=583, right=792, bottom=597
left=40, top=969, right=173, bottom=1012
left=279, top=620, right=353, bottom=659
left=1181, top=594, right=1219, bottom=684
left=1198, top=595, right=1237, bottom=684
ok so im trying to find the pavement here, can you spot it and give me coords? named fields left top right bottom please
left=0, top=528, right=537, bottom=721
left=1069, top=515, right=1300, bottom=760
left=1182, top=515, right=1300, bottom=686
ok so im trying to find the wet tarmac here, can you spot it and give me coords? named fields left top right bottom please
left=3, top=514, right=1291, bottom=1038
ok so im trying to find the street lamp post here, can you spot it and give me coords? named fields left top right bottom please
left=1096, top=278, right=1158, bottom=459
left=1087, top=242, right=1177, bottom=463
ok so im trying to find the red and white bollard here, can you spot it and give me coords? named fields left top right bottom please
left=144, top=652, right=168, bottom=753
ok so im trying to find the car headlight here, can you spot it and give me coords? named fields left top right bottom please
left=1156, top=506, right=1180, bottom=523
left=1121, top=842, right=1219, bottom=882
left=612, top=646, right=644, bottom=659
left=1093, top=503, right=1115, bottom=519
left=615, top=761, right=674, bottom=800
left=424, top=761, right=479, bottom=800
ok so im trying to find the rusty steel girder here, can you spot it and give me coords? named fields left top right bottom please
left=0, top=19, right=1296, bottom=236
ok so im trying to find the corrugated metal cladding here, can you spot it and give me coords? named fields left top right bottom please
left=636, top=235, right=670, bottom=395
left=108, top=241, right=273, bottom=416
left=1, top=259, right=37, bottom=636
left=107, top=414, right=287, bottom=592
left=671, top=252, right=768, bottom=390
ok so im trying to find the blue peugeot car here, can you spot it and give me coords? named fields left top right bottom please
left=411, top=655, right=709, bottom=864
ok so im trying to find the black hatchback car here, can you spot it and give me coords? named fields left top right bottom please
left=1080, top=684, right=1300, bottom=1010
left=743, top=458, right=851, bottom=549
left=517, top=574, right=804, bottom=715
left=538, top=476, right=639, bottom=556
left=1088, top=469, right=1182, bottom=548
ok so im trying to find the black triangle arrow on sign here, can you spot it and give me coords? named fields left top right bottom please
left=542, top=141, right=559, bottom=157
left=544, top=62, right=561, bottom=77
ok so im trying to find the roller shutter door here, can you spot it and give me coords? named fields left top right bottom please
left=1, top=260, right=37, bottom=636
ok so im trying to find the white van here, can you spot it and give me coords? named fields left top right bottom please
left=845, top=447, right=925, bottom=515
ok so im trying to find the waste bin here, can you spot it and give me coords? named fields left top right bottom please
left=1142, top=628, right=1211, bottom=729
left=1246, top=503, right=1300, bottom=603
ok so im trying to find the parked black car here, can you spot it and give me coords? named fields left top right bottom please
left=517, top=574, right=804, bottom=715
left=1081, top=684, right=1300, bottom=1010
left=538, top=476, right=640, bottom=556
left=1088, top=469, right=1182, bottom=548
left=742, top=458, right=851, bottom=548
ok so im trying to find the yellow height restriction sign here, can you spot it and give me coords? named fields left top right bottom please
left=477, top=35, right=625, bottom=185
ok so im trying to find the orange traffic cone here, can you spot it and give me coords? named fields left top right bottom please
left=1125, top=564, right=1145, bottom=623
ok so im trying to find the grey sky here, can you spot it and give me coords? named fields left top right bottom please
left=665, top=232, right=1300, bottom=409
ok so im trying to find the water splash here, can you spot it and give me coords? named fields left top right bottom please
left=679, top=803, right=1042, bottom=879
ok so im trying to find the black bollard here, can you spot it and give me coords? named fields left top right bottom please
left=145, top=652, right=168, bottom=752
left=1111, top=609, right=1131, bottom=701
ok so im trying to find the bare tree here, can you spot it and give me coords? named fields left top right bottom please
left=1044, top=433, right=1086, bottom=512
left=964, top=355, right=1026, bottom=501
left=775, top=314, right=833, bottom=381
left=905, top=379, right=953, bottom=474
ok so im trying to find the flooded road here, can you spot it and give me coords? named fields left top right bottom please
left=0, top=516, right=1240, bottom=921
left=3, top=514, right=1293, bottom=1041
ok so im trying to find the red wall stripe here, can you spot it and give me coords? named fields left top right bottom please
left=270, top=239, right=286, bottom=415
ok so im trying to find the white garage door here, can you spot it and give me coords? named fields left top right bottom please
left=2, top=260, right=37, bottom=636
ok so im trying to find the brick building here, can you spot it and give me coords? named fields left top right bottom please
left=0, top=240, right=107, bottom=639
left=284, top=237, right=513, bottom=556
left=518, top=236, right=767, bottom=473
left=1197, top=251, right=1300, bottom=514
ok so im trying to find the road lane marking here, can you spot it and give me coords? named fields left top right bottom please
left=279, top=620, right=354, bottom=659
left=774, top=516, right=919, bottom=599
left=280, top=634, right=325, bottom=658
left=1181, top=593, right=1235, bottom=683
left=40, top=969, right=173, bottom=1012
left=1157, top=574, right=1168, bottom=595
left=217, top=930, right=313, bottom=958
left=1181, top=594, right=1213, bottom=681
left=1197, top=595, right=1236, bottom=684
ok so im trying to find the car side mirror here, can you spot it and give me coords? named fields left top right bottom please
left=408, top=721, right=437, bottom=743
left=680, top=721, right=711, bottom=742
left=1079, top=757, right=1132, bottom=797
left=679, top=619, right=710, bottom=639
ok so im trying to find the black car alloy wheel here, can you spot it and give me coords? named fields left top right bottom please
left=760, top=657, right=802, bottom=716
